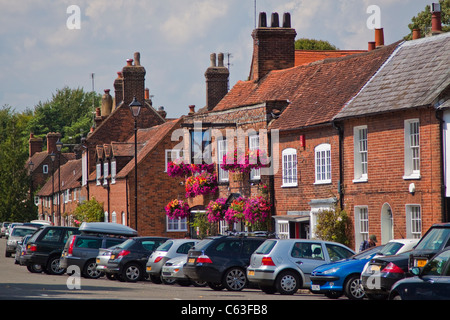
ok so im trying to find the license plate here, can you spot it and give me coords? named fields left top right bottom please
left=370, top=265, right=381, bottom=272
left=111, top=255, right=115, bottom=260
left=146, top=266, right=152, bottom=272
left=248, top=270, right=255, bottom=276
left=188, top=258, right=195, bottom=264
left=96, top=259, right=100, bottom=264
left=416, top=259, right=427, bottom=268
left=311, top=285, right=320, bottom=291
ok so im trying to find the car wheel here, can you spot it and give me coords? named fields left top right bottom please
left=83, top=259, right=102, bottom=279
left=344, top=275, right=365, bottom=300
left=223, top=268, right=247, bottom=291
left=150, top=274, right=162, bottom=284
left=46, top=256, right=66, bottom=275
left=161, top=276, right=176, bottom=285
left=192, top=279, right=207, bottom=287
left=27, top=264, right=43, bottom=273
left=207, top=282, right=225, bottom=291
left=276, top=270, right=300, bottom=295
left=122, top=263, right=143, bottom=282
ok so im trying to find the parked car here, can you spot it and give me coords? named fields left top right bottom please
left=1, top=222, right=11, bottom=238
left=5, top=225, right=39, bottom=257
left=184, top=236, right=271, bottom=292
left=96, top=236, right=168, bottom=282
left=389, top=247, right=450, bottom=300
left=147, top=239, right=199, bottom=284
left=373, top=239, right=419, bottom=258
left=161, top=255, right=207, bottom=287
left=310, top=245, right=384, bottom=300
left=5, top=223, right=23, bottom=238
left=247, top=239, right=355, bottom=295
left=30, top=220, right=53, bottom=226
left=22, top=226, right=80, bottom=275
left=60, top=222, right=137, bottom=279
left=14, top=234, right=32, bottom=265
left=361, top=251, right=412, bottom=300
left=408, top=223, right=450, bottom=272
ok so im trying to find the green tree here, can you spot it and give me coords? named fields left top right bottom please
left=295, top=38, right=338, bottom=50
left=72, top=197, right=104, bottom=225
left=314, top=203, right=351, bottom=246
left=0, top=106, right=36, bottom=222
left=405, top=0, right=450, bottom=40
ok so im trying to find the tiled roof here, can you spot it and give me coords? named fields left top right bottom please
left=37, top=159, right=82, bottom=196
left=335, top=33, right=450, bottom=120
left=295, top=50, right=367, bottom=66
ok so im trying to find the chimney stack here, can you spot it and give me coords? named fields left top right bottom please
left=114, top=71, right=124, bottom=108
left=431, top=3, right=442, bottom=34
left=101, top=89, right=113, bottom=117
left=46, top=132, right=61, bottom=155
left=122, top=52, right=146, bottom=107
left=249, top=12, right=297, bottom=81
left=157, top=106, right=167, bottom=119
left=205, top=52, right=230, bottom=111
left=29, top=133, right=43, bottom=158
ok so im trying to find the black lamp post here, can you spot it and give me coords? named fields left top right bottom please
left=129, top=96, right=141, bottom=232
left=50, top=152, right=56, bottom=224
left=28, top=160, right=34, bottom=204
left=56, top=139, right=63, bottom=226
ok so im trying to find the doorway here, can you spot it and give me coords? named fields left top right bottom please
left=381, top=203, right=393, bottom=244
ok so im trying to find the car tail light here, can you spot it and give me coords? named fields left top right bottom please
left=154, top=256, right=163, bottom=263
left=28, top=244, right=37, bottom=252
left=262, top=257, right=276, bottom=266
left=196, top=255, right=213, bottom=264
left=68, top=236, right=76, bottom=256
left=382, top=262, right=404, bottom=274
left=117, top=250, right=130, bottom=258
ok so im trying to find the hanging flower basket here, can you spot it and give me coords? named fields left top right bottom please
left=221, top=149, right=269, bottom=173
left=243, top=196, right=271, bottom=225
left=185, top=172, right=219, bottom=198
left=168, top=161, right=215, bottom=177
left=190, top=163, right=215, bottom=174
left=165, top=199, right=191, bottom=219
left=206, top=197, right=228, bottom=223
left=258, top=183, right=269, bottom=196
left=224, top=196, right=247, bottom=223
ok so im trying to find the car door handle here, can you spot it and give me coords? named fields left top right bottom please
left=295, top=260, right=303, bottom=265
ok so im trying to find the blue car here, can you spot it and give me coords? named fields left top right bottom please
left=310, top=246, right=384, bottom=300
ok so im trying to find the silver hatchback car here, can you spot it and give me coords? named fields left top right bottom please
left=247, top=239, right=355, bottom=295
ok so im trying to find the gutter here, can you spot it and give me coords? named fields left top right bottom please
left=332, top=120, right=344, bottom=210
left=435, top=109, right=448, bottom=222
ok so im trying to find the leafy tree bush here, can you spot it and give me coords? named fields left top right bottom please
left=295, top=38, right=338, bottom=50
left=405, top=0, right=450, bottom=40
left=315, top=204, right=351, bottom=246
left=72, top=197, right=104, bottom=225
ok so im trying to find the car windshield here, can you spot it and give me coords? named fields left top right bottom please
left=352, top=246, right=383, bottom=260
left=415, top=228, right=450, bottom=251
left=422, top=249, right=450, bottom=276
left=156, top=240, right=174, bottom=252
left=255, top=240, right=277, bottom=254
left=377, top=242, right=404, bottom=256
left=191, top=239, right=214, bottom=251
left=115, top=239, right=135, bottom=249
left=11, top=228, right=36, bottom=237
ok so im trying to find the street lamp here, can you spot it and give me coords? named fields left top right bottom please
left=129, top=96, right=141, bottom=232
left=56, top=139, right=63, bottom=226
left=28, top=160, right=34, bottom=204
left=50, top=152, right=56, bottom=225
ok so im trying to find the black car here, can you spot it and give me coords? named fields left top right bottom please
left=22, top=226, right=80, bottom=275
left=409, top=223, right=450, bottom=272
left=184, top=235, right=266, bottom=291
left=99, top=236, right=168, bottom=282
left=361, top=251, right=412, bottom=300
left=389, top=247, right=450, bottom=300
left=60, top=234, right=127, bottom=279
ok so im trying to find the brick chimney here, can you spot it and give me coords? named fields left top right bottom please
left=431, top=3, right=442, bottom=35
left=114, top=71, right=124, bottom=108
left=101, top=89, right=113, bottom=117
left=29, top=133, right=43, bottom=157
left=46, top=132, right=61, bottom=155
left=375, top=28, right=384, bottom=48
left=249, top=12, right=297, bottom=82
left=122, top=52, right=146, bottom=107
left=205, top=52, right=230, bottom=111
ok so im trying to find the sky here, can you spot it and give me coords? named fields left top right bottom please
left=0, top=0, right=435, bottom=119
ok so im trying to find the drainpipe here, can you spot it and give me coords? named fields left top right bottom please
left=332, top=120, right=344, bottom=210
left=435, top=109, right=447, bottom=222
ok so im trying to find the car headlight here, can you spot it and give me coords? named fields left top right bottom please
left=323, top=267, right=339, bottom=275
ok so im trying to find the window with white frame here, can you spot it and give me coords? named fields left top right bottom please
left=315, top=143, right=331, bottom=184
left=406, top=205, right=421, bottom=239
left=165, top=149, right=183, bottom=171
left=43, top=165, right=48, bottom=174
left=111, top=211, right=117, bottom=223
left=82, top=152, right=88, bottom=186
left=404, top=119, right=420, bottom=179
left=122, top=212, right=126, bottom=225
left=96, top=163, right=101, bottom=185
left=354, top=206, right=369, bottom=251
left=217, top=139, right=229, bottom=182
left=353, top=126, right=368, bottom=182
left=249, top=134, right=261, bottom=180
left=276, top=220, right=290, bottom=239
left=167, top=216, right=187, bottom=232
left=103, top=161, right=109, bottom=185
left=111, top=159, right=116, bottom=184
left=282, top=148, right=297, bottom=187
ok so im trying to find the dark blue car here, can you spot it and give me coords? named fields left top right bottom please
left=310, top=246, right=384, bottom=300
left=389, top=247, right=450, bottom=300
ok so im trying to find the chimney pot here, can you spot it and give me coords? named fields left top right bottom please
left=412, top=28, right=421, bottom=40
left=258, top=12, right=267, bottom=28
left=210, top=53, right=217, bottom=67
left=375, top=28, right=384, bottom=47
left=368, top=41, right=376, bottom=51
left=134, top=52, right=141, bottom=66
left=431, top=3, right=442, bottom=33
left=218, top=53, right=225, bottom=67
left=271, top=12, right=280, bottom=27
left=189, top=105, right=195, bottom=115
left=145, top=88, right=150, bottom=100
left=282, top=13, right=291, bottom=28
left=117, top=71, right=123, bottom=78
left=101, top=89, right=113, bottom=117
left=126, top=59, right=133, bottom=66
